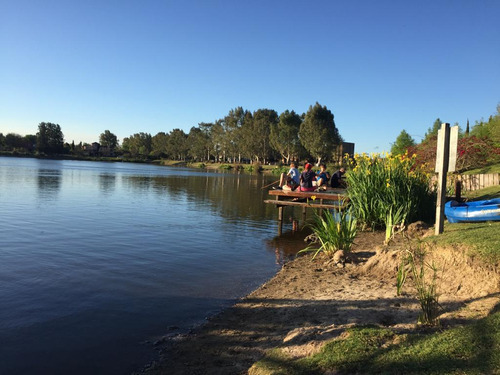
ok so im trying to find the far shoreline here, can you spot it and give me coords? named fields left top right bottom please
left=0, top=152, right=283, bottom=174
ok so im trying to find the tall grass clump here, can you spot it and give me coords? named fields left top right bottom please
left=346, top=152, right=434, bottom=242
left=300, top=210, right=357, bottom=259
left=397, top=244, right=441, bottom=325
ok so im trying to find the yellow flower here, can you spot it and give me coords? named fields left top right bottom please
left=311, top=195, right=317, bottom=201
left=387, top=182, right=391, bottom=187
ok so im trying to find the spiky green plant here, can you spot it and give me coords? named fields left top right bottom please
left=346, top=152, right=434, bottom=238
left=398, top=245, right=441, bottom=325
left=299, top=210, right=357, bottom=259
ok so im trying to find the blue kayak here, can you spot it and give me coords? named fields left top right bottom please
left=445, top=198, right=500, bottom=223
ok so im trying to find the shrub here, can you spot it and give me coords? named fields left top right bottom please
left=300, top=210, right=357, bottom=259
left=397, top=244, right=441, bottom=325
left=346, top=152, right=434, bottom=242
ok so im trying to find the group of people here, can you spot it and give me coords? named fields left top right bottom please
left=276, top=161, right=346, bottom=192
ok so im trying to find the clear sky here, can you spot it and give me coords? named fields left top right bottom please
left=1, top=0, right=499, bottom=153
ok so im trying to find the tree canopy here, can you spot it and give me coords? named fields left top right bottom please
left=7, top=103, right=353, bottom=164
left=299, top=103, right=342, bottom=164
left=391, top=130, right=416, bottom=155
left=270, top=110, right=303, bottom=164
left=99, top=130, right=119, bottom=150
left=36, top=122, right=64, bottom=154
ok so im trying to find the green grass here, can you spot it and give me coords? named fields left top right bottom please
left=463, top=184, right=500, bottom=201
left=426, top=221, right=500, bottom=265
left=426, top=184, right=500, bottom=266
left=253, top=312, right=500, bottom=374
left=463, top=163, right=500, bottom=175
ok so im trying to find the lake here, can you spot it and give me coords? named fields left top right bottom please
left=0, top=157, right=306, bottom=374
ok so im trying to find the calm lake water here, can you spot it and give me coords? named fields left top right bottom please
left=0, top=157, right=306, bottom=374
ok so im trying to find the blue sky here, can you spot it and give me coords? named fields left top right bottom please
left=1, top=0, right=499, bottom=153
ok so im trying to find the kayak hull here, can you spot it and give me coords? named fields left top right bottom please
left=444, top=198, right=500, bottom=223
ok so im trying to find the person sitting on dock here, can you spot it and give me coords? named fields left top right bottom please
left=277, top=161, right=300, bottom=191
left=313, top=163, right=330, bottom=188
left=299, top=163, right=316, bottom=192
left=330, top=167, right=346, bottom=188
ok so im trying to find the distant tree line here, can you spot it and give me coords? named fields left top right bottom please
left=0, top=103, right=345, bottom=165
left=121, top=103, right=343, bottom=164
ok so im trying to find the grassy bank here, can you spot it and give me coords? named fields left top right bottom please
left=464, top=163, right=500, bottom=175
left=251, top=311, right=500, bottom=374
left=251, top=184, right=500, bottom=375
left=184, top=161, right=288, bottom=175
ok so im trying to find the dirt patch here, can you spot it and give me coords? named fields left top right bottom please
left=139, top=230, right=500, bottom=375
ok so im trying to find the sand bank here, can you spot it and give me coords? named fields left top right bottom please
left=139, top=228, right=499, bottom=375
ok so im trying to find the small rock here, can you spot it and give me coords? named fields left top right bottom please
left=333, top=250, right=346, bottom=266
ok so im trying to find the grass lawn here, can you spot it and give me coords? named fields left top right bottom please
left=252, top=312, right=500, bottom=374
left=464, top=163, right=500, bottom=175
left=463, top=184, right=500, bottom=201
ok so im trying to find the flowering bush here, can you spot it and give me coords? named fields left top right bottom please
left=407, top=135, right=500, bottom=174
left=346, top=152, right=434, bottom=242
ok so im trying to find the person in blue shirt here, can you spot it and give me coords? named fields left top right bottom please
left=277, top=161, right=300, bottom=190
left=314, top=163, right=330, bottom=187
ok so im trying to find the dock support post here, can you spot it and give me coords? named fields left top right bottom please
left=278, top=206, right=283, bottom=235
left=302, top=206, right=307, bottom=223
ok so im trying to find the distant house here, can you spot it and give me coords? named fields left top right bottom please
left=81, top=143, right=114, bottom=156
left=83, top=142, right=100, bottom=156
left=98, top=145, right=111, bottom=156
left=333, top=142, right=355, bottom=165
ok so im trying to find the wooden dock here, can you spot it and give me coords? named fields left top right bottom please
left=264, top=188, right=349, bottom=234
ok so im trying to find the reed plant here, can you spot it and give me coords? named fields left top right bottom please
left=346, top=152, right=434, bottom=242
left=398, top=244, right=441, bottom=325
left=300, top=210, right=357, bottom=259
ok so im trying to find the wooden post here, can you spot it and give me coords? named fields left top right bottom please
left=435, top=123, right=450, bottom=235
left=455, top=178, right=462, bottom=202
left=278, top=206, right=283, bottom=236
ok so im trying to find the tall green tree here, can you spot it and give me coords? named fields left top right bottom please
left=423, top=118, right=442, bottom=141
left=299, top=103, right=341, bottom=164
left=270, top=110, right=302, bottom=164
left=187, top=127, right=209, bottom=161
left=221, top=107, right=250, bottom=162
left=391, top=130, right=416, bottom=155
left=5, top=133, right=24, bottom=150
left=210, top=120, right=225, bottom=161
left=198, top=122, right=215, bottom=161
left=23, top=135, right=37, bottom=152
left=471, top=104, right=500, bottom=146
left=151, top=132, right=169, bottom=157
left=243, top=109, right=278, bottom=163
left=167, top=129, right=188, bottom=160
left=122, top=132, right=152, bottom=157
left=99, top=130, right=119, bottom=151
left=36, top=122, right=64, bottom=154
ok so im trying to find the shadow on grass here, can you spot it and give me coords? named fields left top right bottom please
left=257, top=311, right=499, bottom=375
left=147, top=292, right=500, bottom=375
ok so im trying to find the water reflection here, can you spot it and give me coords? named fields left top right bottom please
left=120, top=173, right=276, bottom=222
left=37, top=169, right=61, bottom=201
left=265, top=228, right=312, bottom=265
left=98, top=173, right=116, bottom=195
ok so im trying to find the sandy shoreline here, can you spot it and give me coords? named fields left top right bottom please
left=138, top=228, right=500, bottom=375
